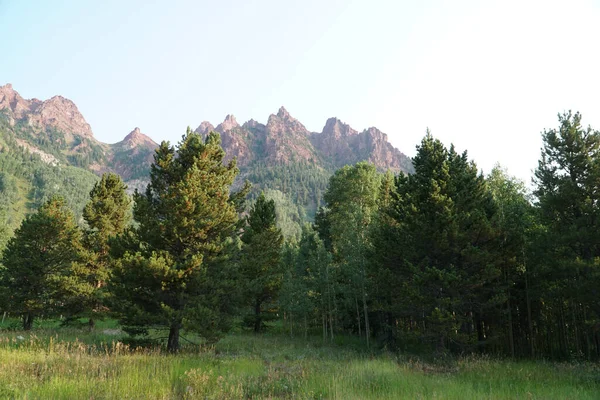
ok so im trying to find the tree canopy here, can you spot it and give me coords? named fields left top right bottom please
left=109, top=129, right=246, bottom=352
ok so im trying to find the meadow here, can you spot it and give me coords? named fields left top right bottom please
left=0, top=319, right=598, bottom=399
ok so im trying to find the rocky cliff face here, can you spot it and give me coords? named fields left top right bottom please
left=0, top=84, right=158, bottom=186
left=195, top=115, right=253, bottom=167
left=0, top=83, right=413, bottom=191
left=196, top=108, right=413, bottom=174
left=109, top=127, right=158, bottom=181
left=263, top=107, right=319, bottom=164
left=0, top=84, right=94, bottom=142
left=311, top=117, right=358, bottom=166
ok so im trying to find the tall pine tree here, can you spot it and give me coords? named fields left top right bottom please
left=533, top=111, right=600, bottom=359
left=110, top=129, right=245, bottom=352
left=240, top=193, right=284, bottom=332
left=72, top=173, right=131, bottom=328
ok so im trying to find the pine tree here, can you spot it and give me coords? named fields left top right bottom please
left=0, top=196, right=83, bottom=330
left=533, top=111, right=600, bottom=359
left=73, top=173, right=130, bottom=328
left=109, top=129, right=245, bottom=352
left=240, top=192, right=284, bottom=332
left=386, top=132, right=499, bottom=352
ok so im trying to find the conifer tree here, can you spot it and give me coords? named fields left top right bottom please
left=240, top=192, right=284, bottom=332
left=533, top=111, right=600, bottom=359
left=110, top=129, right=245, bottom=352
left=71, top=173, right=130, bottom=328
left=0, top=196, right=83, bottom=330
left=386, top=133, right=498, bottom=352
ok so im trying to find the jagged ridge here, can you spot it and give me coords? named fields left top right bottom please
left=0, top=83, right=413, bottom=208
left=195, top=107, right=413, bottom=174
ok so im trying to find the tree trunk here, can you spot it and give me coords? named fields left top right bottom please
left=23, top=313, right=33, bottom=331
left=525, top=266, right=534, bottom=357
left=572, top=303, right=580, bottom=357
left=363, top=292, right=370, bottom=348
left=304, top=315, right=308, bottom=339
left=88, top=318, right=96, bottom=332
left=507, top=289, right=515, bottom=358
left=254, top=300, right=262, bottom=333
left=167, top=321, right=181, bottom=353
left=329, top=313, right=335, bottom=342
left=355, top=296, right=362, bottom=338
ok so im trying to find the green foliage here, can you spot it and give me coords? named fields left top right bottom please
left=63, top=173, right=132, bottom=324
left=242, top=161, right=330, bottom=218
left=323, top=162, right=382, bottom=344
left=282, top=224, right=336, bottom=340
left=109, top=129, right=244, bottom=351
left=531, top=111, right=600, bottom=359
left=0, top=119, right=99, bottom=235
left=372, top=133, right=500, bottom=352
left=260, top=189, right=304, bottom=240
left=0, top=196, right=83, bottom=330
left=240, top=193, right=284, bottom=332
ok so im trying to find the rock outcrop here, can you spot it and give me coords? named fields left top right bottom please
left=194, top=107, right=413, bottom=174
left=0, top=84, right=93, bottom=141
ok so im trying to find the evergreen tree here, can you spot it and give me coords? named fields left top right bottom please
left=533, top=111, right=600, bottom=359
left=110, top=129, right=245, bottom=352
left=384, top=133, right=498, bottom=352
left=240, top=192, right=284, bottom=332
left=0, top=196, right=83, bottom=330
left=70, top=173, right=130, bottom=328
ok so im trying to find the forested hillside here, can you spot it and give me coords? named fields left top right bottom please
left=0, top=118, right=98, bottom=247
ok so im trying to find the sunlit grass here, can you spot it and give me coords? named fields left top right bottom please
left=0, top=321, right=598, bottom=399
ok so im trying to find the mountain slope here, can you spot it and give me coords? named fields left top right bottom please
left=0, top=83, right=413, bottom=228
left=0, top=84, right=158, bottom=185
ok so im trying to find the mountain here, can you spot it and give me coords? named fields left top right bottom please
left=0, top=83, right=158, bottom=186
left=195, top=107, right=413, bottom=174
left=0, top=83, right=412, bottom=239
left=194, top=107, right=413, bottom=216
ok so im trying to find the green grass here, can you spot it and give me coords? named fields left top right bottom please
left=0, top=321, right=597, bottom=399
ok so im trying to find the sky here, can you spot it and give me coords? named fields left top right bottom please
left=1, top=0, right=599, bottom=184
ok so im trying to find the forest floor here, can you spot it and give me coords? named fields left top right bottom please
left=0, top=319, right=598, bottom=399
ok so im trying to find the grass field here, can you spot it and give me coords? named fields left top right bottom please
left=0, top=319, right=598, bottom=399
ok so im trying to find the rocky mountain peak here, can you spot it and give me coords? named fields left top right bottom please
left=195, top=121, right=215, bottom=135
left=120, top=127, right=156, bottom=149
left=216, top=114, right=239, bottom=133
left=243, top=119, right=264, bottom=130
left=267, top=106, right=307, bottom=134
left=0, top=83, right=33, bottom=120
left=0, top=83, right=94, bottom=138
left=277, top=106, right=291, bottom=120
left=364, top=126, right=388, bottom=141
left=322, top=117, right=358, bottom=139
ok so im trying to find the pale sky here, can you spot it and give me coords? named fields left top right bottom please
left=1, top=0, right=599, bottom=184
